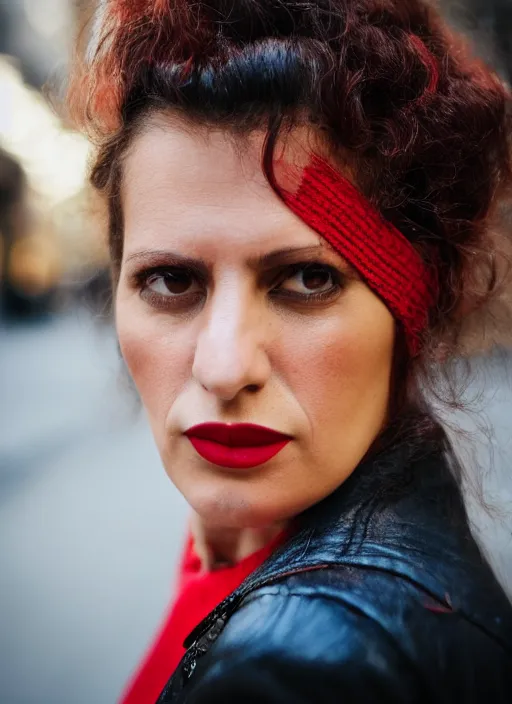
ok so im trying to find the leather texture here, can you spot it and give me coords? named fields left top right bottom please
left=157, top=440, right=512, bottom=703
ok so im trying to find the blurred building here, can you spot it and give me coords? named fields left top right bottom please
left=0, top=0, right=75, bottom=89
left=0, top=1, right=107, bottom=318
left=443, top=0, right=512, bottom=81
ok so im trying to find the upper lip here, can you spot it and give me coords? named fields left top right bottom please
left=184, top=423, right=291, bottom=447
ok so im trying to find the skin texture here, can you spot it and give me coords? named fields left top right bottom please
left=116, top=114, right=395, bottom=556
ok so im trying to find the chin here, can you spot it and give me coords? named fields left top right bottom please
left=182, top=480, right=290, bottom=529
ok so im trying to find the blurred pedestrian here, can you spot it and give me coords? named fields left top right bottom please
left=68, top=1, right=512, bottom=702
left=0, top=147, right=26, bottom=312
left=0, top=147, right=60, bottom=318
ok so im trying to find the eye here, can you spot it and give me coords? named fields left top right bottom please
left=272, top=262, right=344, bottom=303
left=144, top=268, right=201, bottom=297
left=280, top=263, right=338, bottom=294
left=135, top=266, right=205, bottom=310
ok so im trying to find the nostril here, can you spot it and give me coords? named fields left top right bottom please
left=246, top=384, right=260, bottom=393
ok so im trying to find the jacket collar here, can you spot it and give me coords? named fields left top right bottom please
left=185, top=439, right=512, bottom=650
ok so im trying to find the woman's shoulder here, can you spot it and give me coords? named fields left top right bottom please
left=236, top=442, right=512, bottom=646
left=169, top=565, right=511, bottom=703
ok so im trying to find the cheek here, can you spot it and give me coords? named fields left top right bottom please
left=115, top=301, right=190, bottom=423
left=285, top=296, right=395, bottom=431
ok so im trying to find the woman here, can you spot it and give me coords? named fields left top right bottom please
left=69, top=0, right=512, bottom=701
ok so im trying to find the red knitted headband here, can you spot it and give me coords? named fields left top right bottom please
left=280, top=156, right=438, bottom=356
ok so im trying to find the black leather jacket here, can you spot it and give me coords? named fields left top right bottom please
left=157, top=441, right=512, bottom=703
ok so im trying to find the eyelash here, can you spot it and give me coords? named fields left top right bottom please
left=133, top=262, right=345, bottom=310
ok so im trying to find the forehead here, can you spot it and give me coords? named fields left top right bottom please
left=121, top=116, right=323, bottom=259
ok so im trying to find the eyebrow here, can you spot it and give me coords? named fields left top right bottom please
left=124, top=244, right=333, bottom=271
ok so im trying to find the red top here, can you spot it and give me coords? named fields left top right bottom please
left=119, top=531, right=285, bottom=704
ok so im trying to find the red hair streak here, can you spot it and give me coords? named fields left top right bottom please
left=408, top=34, right=440, bottom=98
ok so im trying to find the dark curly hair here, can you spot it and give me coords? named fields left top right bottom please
left=68, top=0, right=512, bottom=452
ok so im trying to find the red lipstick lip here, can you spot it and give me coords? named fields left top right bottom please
left=184, top=423, right=291, bottom=446
left=183, top=423, right=292, bottom=469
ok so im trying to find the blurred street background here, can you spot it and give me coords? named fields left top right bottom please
left=0, top=2, right=511, bottom=703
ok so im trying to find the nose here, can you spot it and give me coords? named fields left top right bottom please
left=192, top=286, right=271, bottom=402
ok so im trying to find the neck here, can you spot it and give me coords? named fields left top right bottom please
left=190, top=515, right=288, bottom=571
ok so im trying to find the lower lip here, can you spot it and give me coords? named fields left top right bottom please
left=187, top=437, right=290, bottom=469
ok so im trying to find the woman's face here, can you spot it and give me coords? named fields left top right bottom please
left=116, top=116, right=395, bottom=529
